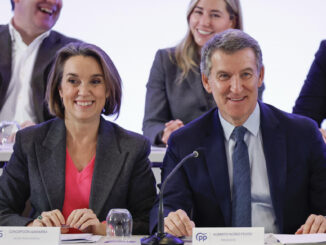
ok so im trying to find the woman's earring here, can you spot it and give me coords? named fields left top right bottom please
left=102, top=98, right=109, bottom=113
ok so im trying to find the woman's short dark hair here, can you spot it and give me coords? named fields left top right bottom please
left=46, top=42, right=122, bottom=119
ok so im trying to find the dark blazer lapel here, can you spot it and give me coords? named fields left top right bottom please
left=259, top=102, right=287, bottom=232
left=89, top=118, right=127, bottom=216
left=202, top=109, right=232, bottom=226
left=185, top=69, right=211, bottom=110
left=36, top=118, right=66, bottom=210
left=31, top=32, right=60, bottom=123
left=0, top=25, right=12, bottom=110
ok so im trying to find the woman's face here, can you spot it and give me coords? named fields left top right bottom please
left=189, top=0, right=235, bottom=48
left=59, top=55, right=108, bottom=123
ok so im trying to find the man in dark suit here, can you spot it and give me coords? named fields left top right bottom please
left=0, top=0, right=78, bottom=126
left=150, top=29, right=326, bottom=236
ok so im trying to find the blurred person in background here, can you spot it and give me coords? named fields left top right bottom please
left=0, top=0, right=79, bottom=130
left=143, top=0, right=265, bottom=146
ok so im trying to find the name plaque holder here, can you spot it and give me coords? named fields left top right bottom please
left=0, top=226, right=60, bottom=245
left=193, top=227, right=264, bottom=245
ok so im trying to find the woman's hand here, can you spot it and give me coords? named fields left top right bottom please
left=66, top=208, right=105, bottom=235
left=28, top=209, right=69, bottom=233
left=162, top=119, right=184, bottom=145
left=319, top=128, right=326, bottom=143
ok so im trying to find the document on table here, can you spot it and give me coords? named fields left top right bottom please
left=265, top=233, right=326, bottom=244
left=61, top=233, right=102, bottom=243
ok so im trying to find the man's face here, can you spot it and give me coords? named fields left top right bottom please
left=202, top=48, right=264, bottom=126
left=14, top=0, right=62, bottom=34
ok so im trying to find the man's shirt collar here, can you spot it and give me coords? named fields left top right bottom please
left=219, top=102, right=260, bottom=140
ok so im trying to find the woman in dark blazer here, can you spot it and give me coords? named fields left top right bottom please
left=143, top=0, right=264, bottom=146
left=0, top=42, right=156, bottom=235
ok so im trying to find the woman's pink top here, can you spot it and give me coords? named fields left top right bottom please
left=62, top=149, right=95, bottom=222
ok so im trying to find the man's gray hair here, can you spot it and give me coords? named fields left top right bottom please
left=200, top=29, right=263, bottom=77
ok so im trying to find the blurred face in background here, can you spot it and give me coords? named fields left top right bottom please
left=189, top=0, right=235, bottom=48
left=13, top=0, right=62, bottom=36
left=59, top=55, right=108, bottom=124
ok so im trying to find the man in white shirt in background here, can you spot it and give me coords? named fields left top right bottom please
left=0, top=0, right=79, bottom=129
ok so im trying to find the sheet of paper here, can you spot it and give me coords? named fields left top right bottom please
left=61, top=233, right=102, bottom=243
left=272, top=234, right=326, bottom=244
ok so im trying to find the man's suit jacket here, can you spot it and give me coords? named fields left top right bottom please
left=142, top=48, right=265, bottom=146
left=0, top=117, right=157, bottom=235
left=150, top=102, right=326, bottom=234
left=0, top=24, right=78, bottom=123
left=293, top=40, right=326, bottom=126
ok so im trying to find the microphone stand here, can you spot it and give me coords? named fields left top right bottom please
left=141, top=151, right=199, bottom=245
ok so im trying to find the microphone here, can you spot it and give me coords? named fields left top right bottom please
left=141, top=150, right=200, bottom=245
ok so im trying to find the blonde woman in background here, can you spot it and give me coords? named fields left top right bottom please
left=143, top=0, right=264, bottom=146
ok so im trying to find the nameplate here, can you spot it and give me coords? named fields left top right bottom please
left=193, top=227, right=264, bottom=245
left=0, top=226, right=60, bottom=245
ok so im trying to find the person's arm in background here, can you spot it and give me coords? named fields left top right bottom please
left=293, top=40, right=326, bottom=127
left=143, top=49, right=184, bottom=146
left=161, top=119, right=184, bottom=145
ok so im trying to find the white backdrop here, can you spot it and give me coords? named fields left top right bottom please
left=1, top=0, right=326, bottom=133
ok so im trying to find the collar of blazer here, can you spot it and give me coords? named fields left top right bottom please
left=35, top=117, right=127, bottom=216
left=185, top=67, right=211, bottom=110
left=258, top=101, right=286, bottom=232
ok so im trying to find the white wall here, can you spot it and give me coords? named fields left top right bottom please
left=1, top=1, right=326, bottom=133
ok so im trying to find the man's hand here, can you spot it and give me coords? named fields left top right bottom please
left=319, top=129, right=326, bottom=143
left=164, top=209, right=195, bottom=237
left=295, top=214, right=326, bottom=234
left=162, top=120, right=184, bottom=145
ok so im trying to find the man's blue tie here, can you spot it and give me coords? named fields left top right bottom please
left=231, top=126, right=251, bottom=227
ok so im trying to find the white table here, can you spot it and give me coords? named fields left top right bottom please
left=62, top=235, right=191, bottom=245
left=64, top=235, right=280, bottom=245
left=0, top=144, right=13, bottom=162
left=149, top=146, right=166, bottom=163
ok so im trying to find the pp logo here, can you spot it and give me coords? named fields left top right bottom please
left=195, top=232, right=207, bottom=242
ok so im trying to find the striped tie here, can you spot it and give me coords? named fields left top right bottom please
left=231, top=126, right=252, bottom=227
